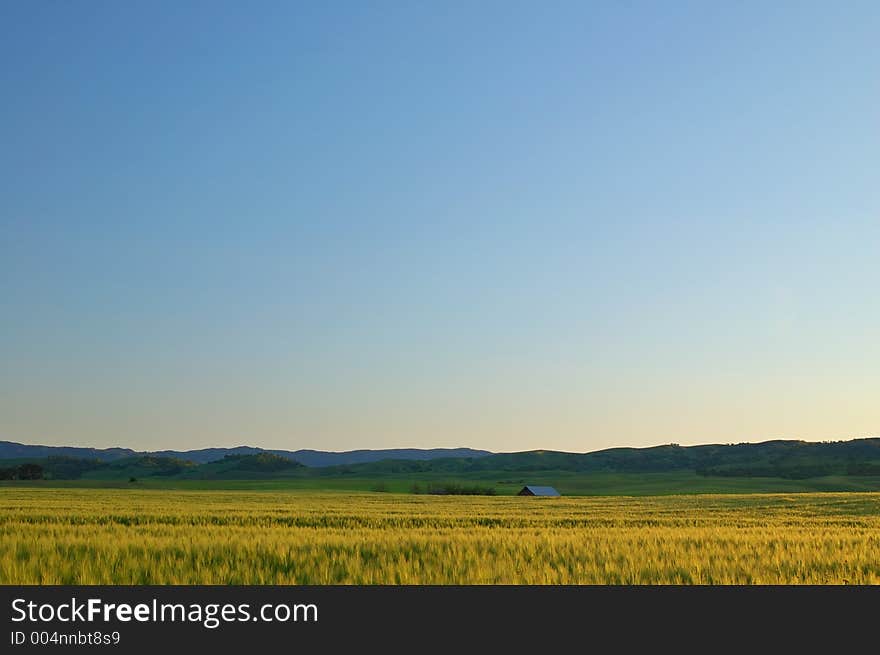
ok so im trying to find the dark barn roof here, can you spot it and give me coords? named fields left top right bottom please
left=518, top=485, right=561, bottom=497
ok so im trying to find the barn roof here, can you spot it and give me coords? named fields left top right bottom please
left=521, top=485, right=561, bottom=496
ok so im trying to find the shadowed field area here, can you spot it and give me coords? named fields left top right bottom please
left=2, top=489, right=880, bottom=584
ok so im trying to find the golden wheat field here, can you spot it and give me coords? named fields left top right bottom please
left=2, top=488, right=880, bottom=584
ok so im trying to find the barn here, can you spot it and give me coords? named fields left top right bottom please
left=517, top=485, right=560, bottom=497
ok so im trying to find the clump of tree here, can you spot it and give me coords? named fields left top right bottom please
left=220, top=453, right=303, bottom=472
left=107, top=456, right=196, bottom=477
left=0, top=463, right=44, bottom=480
left=44, top=456, right=105, bottom=479
left=411, top=481, right=496, bottom=496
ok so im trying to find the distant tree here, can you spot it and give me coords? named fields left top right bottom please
left=426, top=481, right=495, bottom=496
left=18, top=464, right=43, bottom=480
left=44, top=456, right=105, bottom=479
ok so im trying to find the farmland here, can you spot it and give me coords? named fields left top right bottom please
left=2, top=488, right=880, bottom=584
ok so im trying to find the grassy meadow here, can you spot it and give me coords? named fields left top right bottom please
left=3, top=487, right=880, bottom=584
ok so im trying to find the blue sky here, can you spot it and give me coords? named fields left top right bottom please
left=1, top=1, right=878, bottom=452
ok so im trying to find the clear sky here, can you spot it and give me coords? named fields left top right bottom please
left=1, top=1, right=878, bottom=453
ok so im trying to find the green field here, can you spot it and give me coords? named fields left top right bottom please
left=6, top=469, right=880, bottom=495
left=3, top=487, right=880, bottom=584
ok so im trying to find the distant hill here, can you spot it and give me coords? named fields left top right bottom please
left=149, top=446, right=492, bottom=466
left=0, top=440, right=491, bottom=467
left=333, top=439, right=880, bottom=479
left=266, top=448, right=490, bottom=467
left=4, top=438, right=880, bottom=484
left=188, top=453, right=306, bottom=479
left=0, top=441, right=135, bottom=462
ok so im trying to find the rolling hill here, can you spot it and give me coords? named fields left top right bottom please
left=286, top=438, right=880, bottom=480
left=5, top=438, right=880, bottom=498
left=0, top=440, right=491, bottom=467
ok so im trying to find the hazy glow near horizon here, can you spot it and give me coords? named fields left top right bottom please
left=1, top=3, right=878, bottom=453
